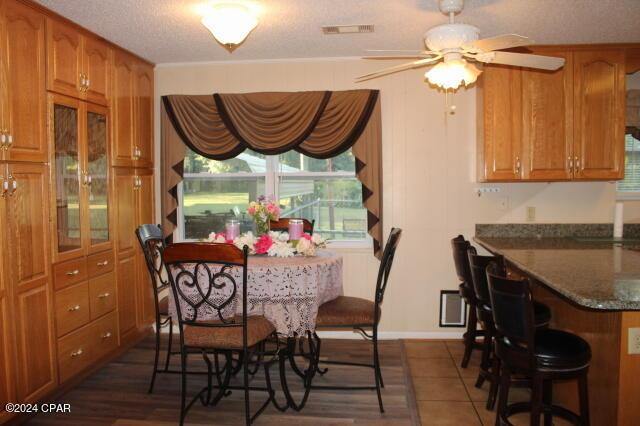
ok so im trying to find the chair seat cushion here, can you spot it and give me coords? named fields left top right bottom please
left=316, top=296, right=379, bottom=327
left=183, top=316, right=275, bottom=350
left=158, top=295, right=169, bottom=315
left=535, top=328, right=591, bottom=370
left=533, top=301, right=551, bottom=327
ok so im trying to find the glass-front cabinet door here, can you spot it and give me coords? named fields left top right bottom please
left=86, top=104, right=111, bottom=253
left=51, top=95, right=85, bottom=261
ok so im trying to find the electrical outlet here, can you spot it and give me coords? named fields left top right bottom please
left=629, top=328, right=640, bottom=355
left=526, top=206, right=536, bottom=222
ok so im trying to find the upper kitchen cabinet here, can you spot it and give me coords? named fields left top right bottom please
left=0, top=0, right=47, bottom=163
left=478, top=46, right=626, bottom=182
left=112, top=50, right=135, bottom=167
left=46, top=17, right=111, bottom=106
left=112, top=52, right=154, bottom=168
left=573, top=49, right=625, bottom=180
left=134, top=62, right=154, bottom=168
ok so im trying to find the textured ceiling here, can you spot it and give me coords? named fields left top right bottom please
left=35, top=0, right=640, bottom=64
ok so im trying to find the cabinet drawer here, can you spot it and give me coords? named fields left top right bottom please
left=55, top=282, right=91, bottom=337
left=57, top=323, right=94, bottom=383
left=54, top=258, right=88, bottom=290
left=92, top=311, right=118, bottom=359
left=88, top=272, right=116, bottom=319
left=87, top=250, right=114, bottom=278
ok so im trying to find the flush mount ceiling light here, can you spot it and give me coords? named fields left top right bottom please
left=200, top=1, right=259, bottom=52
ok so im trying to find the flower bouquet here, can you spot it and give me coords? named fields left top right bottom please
left=208, top=230, right=327, bottom=258
left=247, top=195, right=280, bottom=236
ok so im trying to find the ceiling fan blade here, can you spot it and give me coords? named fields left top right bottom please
left=464, top=34, right=532, bottom=53
left=362, top=55, right=432, bottom=60
left=475, top=51, right=565, bottom=71
left=356, top=56, right=441, bottom=82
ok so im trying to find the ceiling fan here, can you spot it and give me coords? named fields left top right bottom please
left=356, top=0, right=565, bottom=90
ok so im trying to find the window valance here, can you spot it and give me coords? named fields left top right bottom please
left=161, top=89, right=383, bottom=257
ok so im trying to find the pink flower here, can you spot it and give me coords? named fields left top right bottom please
left=247, top=206, right=256, bottom=215
left=254, top=234, right=274, bottom=254
left=301, top=233, right=312, bottom=241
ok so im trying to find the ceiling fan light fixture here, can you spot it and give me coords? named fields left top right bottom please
left=201, top=2, right=259, bottom=51
left=424, top=59, right=480, bottom=90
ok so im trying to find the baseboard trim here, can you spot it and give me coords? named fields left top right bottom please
left=315, top=330, right=465, bottom=340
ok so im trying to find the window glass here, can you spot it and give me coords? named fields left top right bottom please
left=617, top=134, right=640, bottom=192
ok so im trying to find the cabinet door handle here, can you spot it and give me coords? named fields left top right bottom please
left=8, top=175, right=16, bottom=196
left=68, top=304, right=81, bottom=312
left=97, top=260, right=109, bottom=267
left=0, top=132, right=5, bottom=148
left=568, top=156, right=574, bottom=172
left=101, top=332, right=112, bottom=339
left=70, top=348, right=84, bottom=357
left=574, top=156, right=580, bottom=170
left=514, top=156, right=521, bottom=175
left=66, top=269, right=80, bottom=276
left=1, top=177, right=7, bottom=197
left=86, top=78, right=90, bottom=89
left=97, top=292, right=110, bottom=299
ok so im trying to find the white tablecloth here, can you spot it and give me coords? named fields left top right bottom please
left=168, top=250, right=343, bottom=336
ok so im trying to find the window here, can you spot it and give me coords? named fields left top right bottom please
left=617, top=134, right=640, bottom=198
left=179, top=148, right=368, bottom=242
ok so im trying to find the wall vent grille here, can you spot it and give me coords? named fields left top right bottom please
left=322, top=24, right=374, bottom=35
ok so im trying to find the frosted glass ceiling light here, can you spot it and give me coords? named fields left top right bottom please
left=201, top=2, right=259, bottom=52
left=424, top=57, right=480, bottom=90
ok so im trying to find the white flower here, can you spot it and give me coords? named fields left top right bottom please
left=234, top=232, right=256, bottom=254
left=311, top=233, right=327, bottom=248
left=296, top=237, right=316, bottom=256
left=267, top=241, right=295, bottom=258
left=269, top=231, right=289, bottom=242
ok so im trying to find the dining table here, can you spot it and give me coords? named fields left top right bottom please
left=166, top=249, right=344, bottom=411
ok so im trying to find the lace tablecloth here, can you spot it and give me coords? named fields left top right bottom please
left=168, top=250, right=343, bottom=336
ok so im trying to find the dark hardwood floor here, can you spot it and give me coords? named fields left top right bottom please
left=25, top=336, right=417, bottom=425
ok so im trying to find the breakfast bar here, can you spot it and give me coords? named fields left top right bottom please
left=474, top=236, right=640, bottom=426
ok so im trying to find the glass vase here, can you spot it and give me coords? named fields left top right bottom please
left=255, top=218, right=270, bottom=236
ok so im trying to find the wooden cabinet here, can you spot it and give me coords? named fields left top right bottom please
left=114, top=167, right=155, bottom=334
left=112, top=52, right=154, bottom=167
left=0, top=0, right=47, bottom=163
left=135, top=63, right=154, bottom=168
left=46, top=17, right=111, bottom=106
left=49, top=94, right=112, bottom=262
left=112, top=51, right=135, bottom=167
left=1, top=162, right=57, bottom=402
left=478, top=46, right=626, bottom=182
left=573, top=49, right=625, bottom=180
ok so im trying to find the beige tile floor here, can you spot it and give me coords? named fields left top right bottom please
left=405, top=340, right=572, bottom=426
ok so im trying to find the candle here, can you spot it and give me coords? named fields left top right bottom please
left=225, top=219, right=240, bottom=241
left=288, top=219, right=304, bottom=241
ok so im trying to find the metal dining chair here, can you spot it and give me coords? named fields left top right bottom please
left=163, top=242, right=278, bottom=426
left=135, top=224, right=174, bottom=394
left=269, top=218, right=315, bottom=235
left=312, top=227, right=402, bottom=413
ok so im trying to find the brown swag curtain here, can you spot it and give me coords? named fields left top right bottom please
left=161, top=90, right=383, bottom=257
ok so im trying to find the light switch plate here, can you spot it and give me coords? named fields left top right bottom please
left=629, top=328, right=640, bottom=355
left=526, top=206, right=536, bottom=222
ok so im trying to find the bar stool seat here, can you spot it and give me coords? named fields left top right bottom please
left=534, top=329, right=591, bottom=370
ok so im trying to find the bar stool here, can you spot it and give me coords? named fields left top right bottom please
left=487, top=263, right=591, bottom=426
left=451, top=235, right=483, bottom=367
left=467, top=248, right=551, bottom=409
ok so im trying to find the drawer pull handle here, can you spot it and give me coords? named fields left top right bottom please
left=101, top=332, right=112, bottom=339
left=66, top=269, right=80, bottom=276
left=70, top=349, right=84, bottom=358
left=68, top=305, right=81, bottom=312
left=97, top=292, right=110, bottom=299
left=97, top=260, right=109, bottom=267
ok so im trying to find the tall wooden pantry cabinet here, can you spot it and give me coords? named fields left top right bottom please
left=0, top=0, right=155, bottom=422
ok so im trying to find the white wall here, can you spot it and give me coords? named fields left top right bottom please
left=154, top=58, right=634, bottom=336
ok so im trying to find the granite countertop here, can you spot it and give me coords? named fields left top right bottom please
left=473, top=236, right=640, bottom=311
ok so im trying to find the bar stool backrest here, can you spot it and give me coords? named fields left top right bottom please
left=486, top=262, right=536, bottom=358
left=467, top=247, right=505, bottom=308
